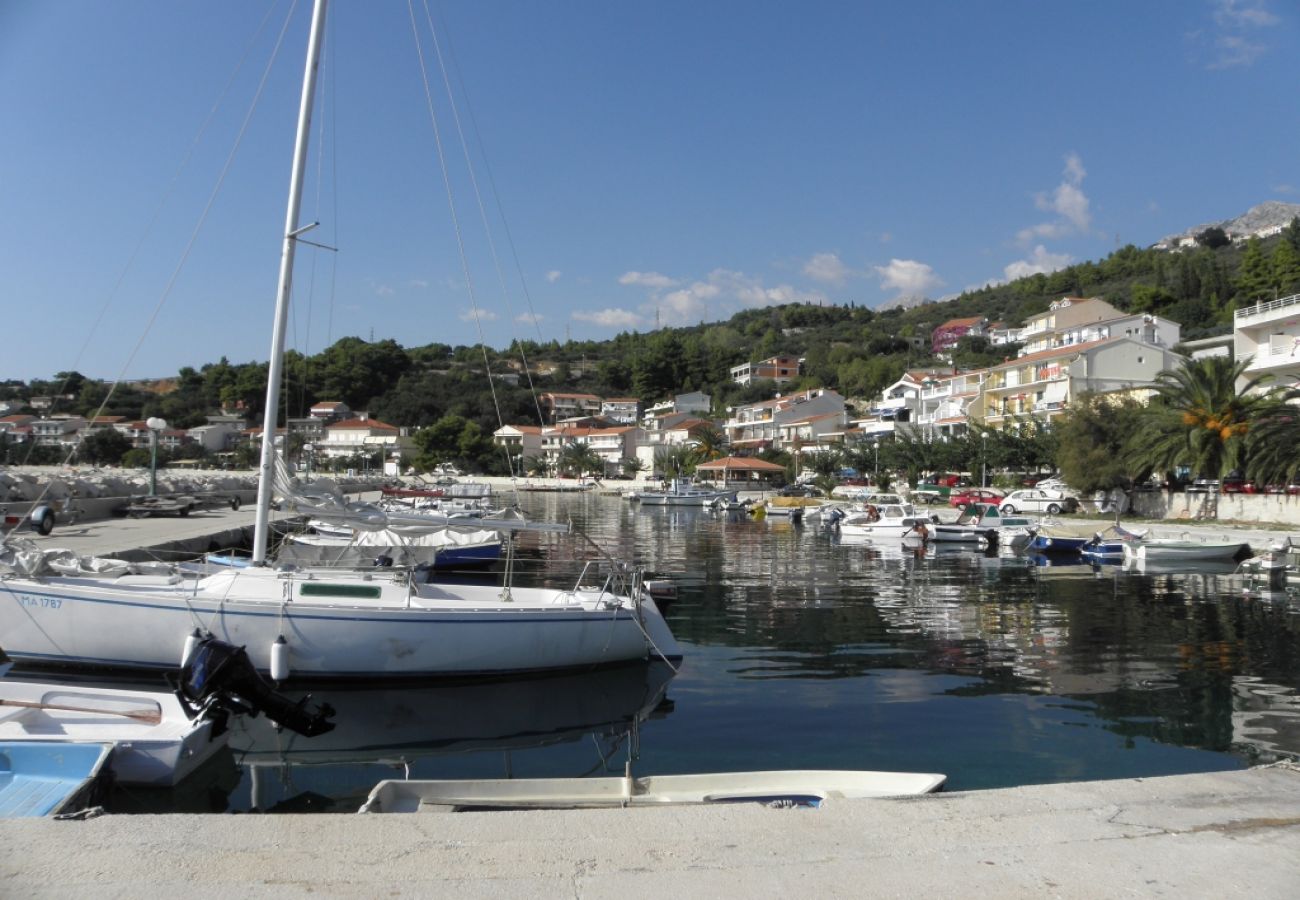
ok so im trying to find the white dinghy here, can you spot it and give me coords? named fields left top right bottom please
left=359, top=766, right=946, bottom=812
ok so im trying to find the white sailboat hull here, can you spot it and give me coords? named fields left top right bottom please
left=0, top=567, right=681, bottom=680
left=360, top=768, right=947, bottom=812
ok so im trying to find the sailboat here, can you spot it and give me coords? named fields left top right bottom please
left=0, top=0, right=681, bottom=681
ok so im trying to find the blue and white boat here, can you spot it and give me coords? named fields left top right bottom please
left=0, top=741, right=112, bottom=817
left=1027, top=531, right=1089, bottom=555
left=1079, top=525, right=1148, bottom=563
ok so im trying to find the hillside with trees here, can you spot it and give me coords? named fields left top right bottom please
left=7, top=218, right=1300, bottom=456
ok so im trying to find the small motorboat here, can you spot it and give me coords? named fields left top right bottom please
left=838, top=498, right=934, bottom=541
left=1121, top=536, right=1251, bottom=564
left=359, top=767, right=947, bottom=813
left=0, top=638, right=334, bottom=787
left=1079, top=525, right=1149, bottom=563
left=0, top=741, right=112, bottom=818
left=0, top=679, right=226, bottom=787
left=930, top=503, right=1003, bottom=546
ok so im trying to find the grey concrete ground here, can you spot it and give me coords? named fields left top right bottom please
left=0, top=766, right=1297, bottom=898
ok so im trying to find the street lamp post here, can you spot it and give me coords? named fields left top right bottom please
left=304, top=443, right=314, bottom=480
left=873, top=439, right=879, bottom=484
left=981, top=432, right=988, bottom=488
left=146, top=417, right=167, bottom=496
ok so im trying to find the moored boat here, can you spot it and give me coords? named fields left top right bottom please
left=838, top=498, right=934, bottom=541
left=930, top=503, right=1004, bottom=545
left=637, top=477, right=738, bottom=507
left=0, top=741, right=112, bottom=817
left=1121, top=536, right=1251, bottom=564
left=359, top=767, right=947, bottom=812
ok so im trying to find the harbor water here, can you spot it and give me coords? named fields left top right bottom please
left=77, top=492, right=1300, bottom=813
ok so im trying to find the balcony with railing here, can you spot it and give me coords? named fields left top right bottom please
left=1235, top=292, right=1300, bottom=325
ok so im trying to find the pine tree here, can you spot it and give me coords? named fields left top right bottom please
left=1233, top=237, right=1273, bottom=305
left=1270, top=238, right=1300, bottom=297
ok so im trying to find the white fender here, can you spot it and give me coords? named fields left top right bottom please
left=270, top=635, right=290, bottom=682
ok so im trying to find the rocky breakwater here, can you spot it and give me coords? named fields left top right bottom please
left=0, top=466, right=261, bottom=524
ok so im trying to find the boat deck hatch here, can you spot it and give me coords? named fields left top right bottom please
left=299, top=583, right=382, bottom=600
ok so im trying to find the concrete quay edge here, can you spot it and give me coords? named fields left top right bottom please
left=0, top=766, right=1297, bottom=898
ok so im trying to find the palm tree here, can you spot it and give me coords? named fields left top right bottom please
left=558, top=441, right=604, bottom=479
left=1126, top=356, right=1277, bottom=487
left=523, top=454, right=552, bottom=477
left=1246, top=387, right=1300, bottom=487
left=621, top=456, right=646, bottom=479
left=654, top=445, right=695, bottom=481
left=688, top=424, right=727, bottom=465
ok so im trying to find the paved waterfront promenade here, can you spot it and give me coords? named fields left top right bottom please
left=1, top=766, right=1297, bottom=897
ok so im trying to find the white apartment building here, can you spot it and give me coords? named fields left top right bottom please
left=723, top=388, right=845, bottom=450
left=600, top=398, right=640, bottom=425
left=1018, top=297, right=1179, bottom=356
left=979, top=337, right=1184, bottom=426
left=642, top=391, right=711, bottom=424
left=1233, top=291, right=1300, bottom=387
left=540, top=424, right=644, bottom=475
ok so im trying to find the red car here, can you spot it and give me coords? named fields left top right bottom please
left=948, top=488, right=1004, bottom=509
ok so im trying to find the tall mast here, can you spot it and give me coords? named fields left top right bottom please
left=252, top=0, right=329, bottom=566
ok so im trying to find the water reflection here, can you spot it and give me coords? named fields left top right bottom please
left=105, top=662, right=675, bottom=813
left=56, top=493, right=1300, bottom=808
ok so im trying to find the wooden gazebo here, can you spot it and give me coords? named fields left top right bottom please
left=694, top=455, right=787, bottom=488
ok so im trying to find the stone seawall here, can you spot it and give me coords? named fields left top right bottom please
left=1128, top=490, right=1300, bottom=527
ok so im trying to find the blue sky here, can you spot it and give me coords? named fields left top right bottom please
left=1, top=0, right=1297, bottom=381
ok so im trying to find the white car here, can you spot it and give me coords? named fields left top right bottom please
left=999, top=489, right=1078, bottom=515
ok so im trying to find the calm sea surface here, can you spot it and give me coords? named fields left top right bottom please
left=99, top=492, right=1300, bottom=813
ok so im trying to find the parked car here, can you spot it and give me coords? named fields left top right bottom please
left=948, top=488, right=1004, bottom=509
left=912, top=482, right=951, bottom=504
left=778, top=484, right=817, bottom=497
left=1033, top=477, right=1075, bottom=495
left=1221, top=471, right=1257, bottom=494
left=1186, top=476, right=1219, bottom=493
left=1263, top=482, right=1300, bottom=495
left=998, top=489, right=1079, bottom=515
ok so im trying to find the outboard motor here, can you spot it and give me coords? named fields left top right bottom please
left=177, top=637, right=336, bottom=737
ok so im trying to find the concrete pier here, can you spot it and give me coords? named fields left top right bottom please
left=0, top=766, right=1297, bottom=897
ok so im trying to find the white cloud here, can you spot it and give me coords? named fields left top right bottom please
left=803, top=252, right=853, bottom=285
left=458, top=308, right=499, bottom=322
left=516, top=311, right=544, bottom=325
left=573, top=308, right=645, bottom=328
left=618, top=271, right=678, bottom=289
left=408, top=279, right=429, bottom=289
left=545, top=270, right=562, bottom=283
left=1003, top=245, right=1073, bottom=281
left=1205, top=1, right=1277, bottom=68
left=582, top=266, right=826, bottom=332
left=1214, top=0, right=1278, bottom=28
left=1019, top=153, right=1091, bottom=244
left=873, top=259, right=944, bottom=296
left=375, top=284, right=395, bottom=297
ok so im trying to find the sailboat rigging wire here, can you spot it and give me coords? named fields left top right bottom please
left=417, top=0, right=539, bottom=462
left=405, top=1, right=508, bottom=438
left=430, top=11, right=549, bottom=432
left=2, top=0, right=302, bottom=537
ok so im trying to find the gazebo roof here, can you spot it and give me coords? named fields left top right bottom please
left=695, top=456, right=785, bottom=472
